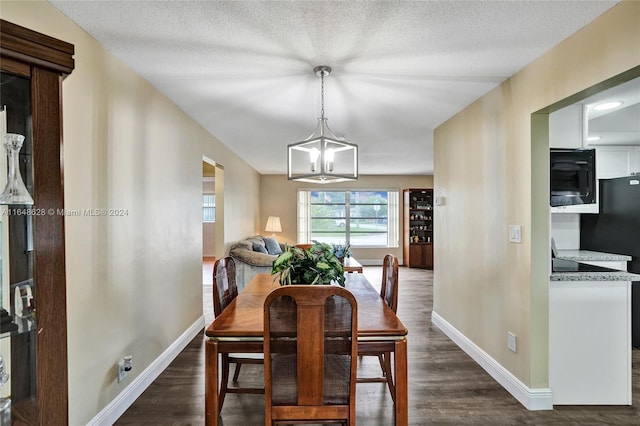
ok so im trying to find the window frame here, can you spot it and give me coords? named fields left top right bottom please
left=297, top=189, right=399, bottom=248
left=203, top=193, right=216, bottom=223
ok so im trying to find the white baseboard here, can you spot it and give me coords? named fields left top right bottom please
left=431, top=311, right=553, bottom=411
left=87, top=316, right=205, bottom=426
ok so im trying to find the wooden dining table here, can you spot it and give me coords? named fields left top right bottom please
left=205, top=272, right=409, bottom=425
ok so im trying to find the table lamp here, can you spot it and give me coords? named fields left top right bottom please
left=265, top=216, right=282, bottom=238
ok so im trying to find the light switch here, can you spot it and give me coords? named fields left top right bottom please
left=509, top=225, right=522, bottom=243
left=508, top=332, right=517, bottom=353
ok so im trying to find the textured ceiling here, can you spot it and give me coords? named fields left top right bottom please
left=50, top=0, right=619, bottom=175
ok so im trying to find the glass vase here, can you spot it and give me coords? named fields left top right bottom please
left=0, top=133, right=33, bottom=205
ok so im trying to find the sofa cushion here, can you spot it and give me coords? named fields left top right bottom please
left=263, top=237, right=282, bottom=255
left=253, top=242, right=268, bottom=253
left=246, top=235, right=265, bottom=247
left=232, top=239, right=253, bottom=252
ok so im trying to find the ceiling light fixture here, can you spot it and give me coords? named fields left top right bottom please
left=593, top=101, right=623, bottom=111
left=287, top=66, right=358, bottom=183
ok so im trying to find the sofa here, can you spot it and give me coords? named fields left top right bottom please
left=229, top=235, right=285, bottom=291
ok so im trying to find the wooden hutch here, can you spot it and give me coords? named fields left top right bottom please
left=403, top=188, right=434, bottom=269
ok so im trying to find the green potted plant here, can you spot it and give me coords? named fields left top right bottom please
left=271, top=241, right=345, bottom=287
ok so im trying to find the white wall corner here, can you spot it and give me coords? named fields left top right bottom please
left=431, top=311, right=553, bottom=411
left=86, top=317, right=205, bottom=426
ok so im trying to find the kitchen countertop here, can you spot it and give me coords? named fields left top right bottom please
left=551, top=250, right=639, bottom=281
left=555, top=249, right=632, bottom=262
left=550, top=270, right=640, bottom=281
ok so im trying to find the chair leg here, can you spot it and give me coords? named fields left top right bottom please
left=382, top=352, right=395, bottom=402
left=232, top=362, right=242, bottom=382
left=377, top=354, right=386, bottom=376
left=219, top=354, right=230, bottom=412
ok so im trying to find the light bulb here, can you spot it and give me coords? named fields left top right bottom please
left=326, top=148, right=335, bottom=172
left=309, top=148, right=319, bottom=172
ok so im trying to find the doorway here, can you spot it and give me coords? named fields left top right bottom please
left=203, top=158, right=224, bottom=324
left=531, top=67, right=640, bottom=406
left=202, top=160, right=216, bottom=286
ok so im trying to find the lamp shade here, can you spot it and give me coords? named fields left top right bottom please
left=265, top=216, right=282, bottom=233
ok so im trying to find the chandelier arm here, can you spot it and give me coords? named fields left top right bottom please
left=321, top=119, right=340, bottom=140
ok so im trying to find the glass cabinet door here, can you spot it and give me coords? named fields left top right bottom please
left=0, top=71, right=37, bottom=424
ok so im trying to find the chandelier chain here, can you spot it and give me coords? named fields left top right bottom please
left=320, top=70, right=325, bottom=119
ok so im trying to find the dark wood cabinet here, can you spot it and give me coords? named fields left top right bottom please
left=408, top=243, right=433, bottom=269
left=1, top=19, right=74, bottom=425
left=403, top=189, right=433, bottom=269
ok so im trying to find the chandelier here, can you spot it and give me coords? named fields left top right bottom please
left=287, top=66, right=358, bottom=183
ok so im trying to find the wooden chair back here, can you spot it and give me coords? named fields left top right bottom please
left=263, top=285, right=358, bottom=425
left=212, top=256, right=238, bottom=317
left=380, top=254, right=399, bottom=313
left=212, top=256, right=264, bottom=410
left=356, top=254, right=399, bottom=400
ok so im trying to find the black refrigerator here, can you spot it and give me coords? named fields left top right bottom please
left=581, top=175, right=640, bottom=347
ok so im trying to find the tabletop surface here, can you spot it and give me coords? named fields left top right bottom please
left=344, top=257, right=362, bottom=267
left=206, top=273, right=408, bottom=339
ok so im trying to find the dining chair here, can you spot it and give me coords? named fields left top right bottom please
left=356, top=253, right=399, bottom=401
left=263, top=285, right=358, bottom=425
left=212, top=256, right=264, bottom=411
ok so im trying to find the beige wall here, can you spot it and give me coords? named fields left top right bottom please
left=1, top=1, right=261, bottom=424
left=434, top=0, right=640, bottom=390
left=260, top=175, right=433, bottom=264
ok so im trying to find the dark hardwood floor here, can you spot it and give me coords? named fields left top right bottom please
left=116, top=266, right=640, bottom=425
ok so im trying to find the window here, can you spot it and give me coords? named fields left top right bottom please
left=297, top=190, right=399, bottom=247
left=203, top=194, right=215, bottom=222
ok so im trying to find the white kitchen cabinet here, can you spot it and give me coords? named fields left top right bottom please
left=549, top=280, right=632, bottom=405
left=549, top=104, right=585, bottom=149
left=596, top=146, right=640, bottom=179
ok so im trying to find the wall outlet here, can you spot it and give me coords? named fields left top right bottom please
left=509, top=225, right=522, bottom=243
left=117, top=360, right=127, bottom=382
left=507, top=332, right=517, bottom=353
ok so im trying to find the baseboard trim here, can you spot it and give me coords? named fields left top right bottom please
left=87, top=316, right=205, bottom=426
left=431, top=311, right=553, bottom=411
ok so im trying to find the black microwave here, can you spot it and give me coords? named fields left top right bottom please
left=550, top=148, right=596, bottom=207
